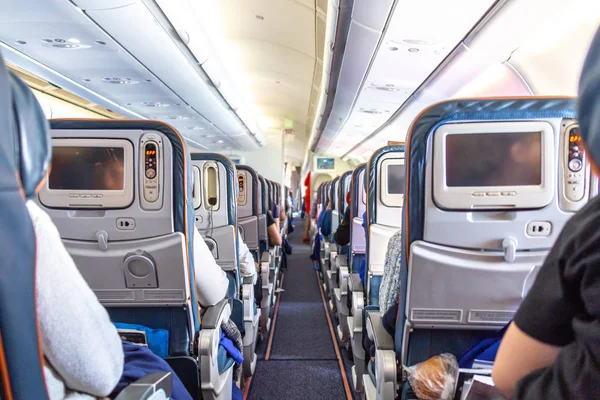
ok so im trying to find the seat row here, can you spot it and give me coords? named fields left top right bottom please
left=0, top=53, right=285, bottom=400
left=311, top=98, right=598, bottom=399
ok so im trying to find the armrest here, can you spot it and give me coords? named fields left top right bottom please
left=261, top=252, right=270, bottom=263
left=202, top=299, right=230, bottom=329
left=349, top=274, right=363, bottom=292
left=366, top=310, right=395, bottom=350
left=243, top=276, right=255, bottom=285
left=114, top=372, right=172, bottom=400
left=336, top=254, right=348, bottom=268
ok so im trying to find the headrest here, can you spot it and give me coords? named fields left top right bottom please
left=6, top=71, right=51, bottom=198
left=578, top=27, right=600, bottom=171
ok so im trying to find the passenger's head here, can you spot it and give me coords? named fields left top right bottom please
left=346, top=191, right=351, bottom=205
left=578, top=27, right=600, bottom=174
left=95, top=149, right=124, bottom=190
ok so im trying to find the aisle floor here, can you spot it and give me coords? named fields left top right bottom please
left=246, top=219, right=358, bottom=400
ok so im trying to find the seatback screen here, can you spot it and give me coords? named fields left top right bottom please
left=445, top=132, right=542, bottom=187
left=49, top=147, right=125, bottom=190
left=387, top=164, right=405, bottom=194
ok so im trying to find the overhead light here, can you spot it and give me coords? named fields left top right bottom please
left=369, top=83, right=401, bottom=92
left=342, top=157, right=348, bottom=162
left=255, top=15, right=264, bottom=20
left=95, top=40, right=107, bottom=45
left=102, top=77, right=140, bottom=85
left=388, top=46, right=399, bottom=51
left=15, top=40, right=26, bottom=45
left=217, top=139, right=224, bottom=144
left=141, top=101, right=171, bottom=107
left=408, top=48, right=420, bottom=53
left=402, top=39, right=436, bottom=46
left=41, top=38, right=90, bottom=50
left=358, top=108, right=383, bottom=114
left=186, top=126, right=205, bottom=130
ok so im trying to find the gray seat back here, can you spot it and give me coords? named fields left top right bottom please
left=191, top=153, right=241, bottom=297
left=39, top=120, right=198, bottom=356
left=397, top=98, right=585, bottom=367
left=365, top=145, right=405, bottom=306
left=237, top=165, right=260, bottom=258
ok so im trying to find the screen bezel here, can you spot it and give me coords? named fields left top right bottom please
left=432, top=121, right=555, bottom=210
left=39, top=138, right=134, bottom=209
left=381, top=158, right=405, bottom=208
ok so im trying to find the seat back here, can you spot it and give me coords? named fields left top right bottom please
left=397, top=98, right=587, bottom=368
left=237, top=165, right=260, bottom=260
left=39, top=119, right=198, bottom=357
left=340, top=171, right=352, bottom=216
left=191, top=153, right=241, bottom=299
left=330, top=176, right=341, bottom=236
left=350, top=164, right=367, bottom=274
left=257, top=175, right=268, bottom=256
left=365, top=145, right=405, bottom=306
left=0, top=60, right=52, bottom=399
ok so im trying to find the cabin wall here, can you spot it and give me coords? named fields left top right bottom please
left=32, top=89, right=109, bottom=119
left=237, top=133, right=285, bottom=184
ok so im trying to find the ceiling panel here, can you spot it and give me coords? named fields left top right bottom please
left=324, top=0, right=495, bottom=155
left=0, top=0, right=264, bottom=151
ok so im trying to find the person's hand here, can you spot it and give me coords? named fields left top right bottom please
left=255, top=262, right=260, bottom=272
left=326, top=202, right=332, bottom=210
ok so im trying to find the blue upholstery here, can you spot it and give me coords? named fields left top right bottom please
left=0, top=59, right=51, bottom=398
left=351, top=253, right=365, bottom=274
left=50, top=119, right=201, bottom=340
left=258, top=176, right=268, bottom=215
left=579, top=27, right=600, bottom=170
left=395, top=97, right=577, bottom=359
left=369, top=275, right=382, bottom=307
left=109, top=307, right=192, bottom=357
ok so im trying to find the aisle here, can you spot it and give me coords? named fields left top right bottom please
left=246, top=218, right=354, bottom=400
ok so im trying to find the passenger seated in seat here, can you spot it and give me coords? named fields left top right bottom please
left=333, top=192, right=352, bottom=246
left=193, top=227, right=230, bottom=307
left=267, top=210, right=282, bottom=246
left=379, top=230, right=402, bottom=316
left=238, top=230, right=258, bottom=284
left=27, top=200, right=124, bottom=399
left=492, top=28, right=600, bottom=399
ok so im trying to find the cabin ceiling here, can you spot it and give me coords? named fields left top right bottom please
left=312, top=0, right=600, bottom=165
left=0, top=0, right=269, bottom=152
left=196, top=0, right=325, bottom=166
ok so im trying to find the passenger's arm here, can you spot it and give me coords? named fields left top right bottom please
left=492, top=216, right=585, bottom=398
left=493, top=323, right=561, bottom=398
left=193, top=228, right=229, bottom=307
left=27, top=201, right=123, bottom=397
left=237, top=232, right=257, bottom=284
left=266, top=212, right=282, bottom=246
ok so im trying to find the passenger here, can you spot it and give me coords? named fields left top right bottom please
left=492, top=28, right=600, bottom=399
left=303, top=171, right=311, bottom=243
left=378, top=230, right=402, bottom=317
left=27, top=200, right=125, bottom=399
left=267, top=209, right=282, bottom=246
left=333, top=192, right=352, bottom=246
left=238, top=230, right=258, bottom=284
left=193, top=227, right=229, bottom=307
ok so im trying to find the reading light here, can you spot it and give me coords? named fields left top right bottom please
left=408, top=48, right=419, bottom=53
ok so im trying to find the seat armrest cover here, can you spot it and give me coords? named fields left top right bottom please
left=202, top=299, right=230, bottom=329
left=261, top=252, right=270, bottom=263
left=336, top=254, right=348, bottom=267
left=114, top=372, right=172, bottom=400
left=366, top=310, right=394, bottom=350
left=349, top=273, right=363, bottom=292
left=242, top=276, right=255, bottom=285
